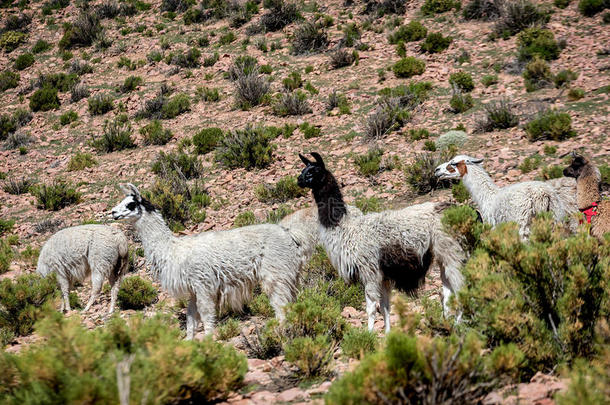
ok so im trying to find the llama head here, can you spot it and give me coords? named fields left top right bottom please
left=111, top=183, right=156, bottom=222
left=434, top=155, right=484, bottom=180
left=297, top=152, right=329, bottom=190
left=563, top=152, right=589, bottom=179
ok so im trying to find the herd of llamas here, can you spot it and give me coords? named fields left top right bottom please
left=35, top=150, right=607, bottom=338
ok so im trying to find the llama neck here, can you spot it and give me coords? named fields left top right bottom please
left=576, top=165, right=601, bottom=210
left=461, top=165, right=500, bottom=221
left=134, top=210, right=174, bottom=276
left=312, top=173, right=347, bottom=228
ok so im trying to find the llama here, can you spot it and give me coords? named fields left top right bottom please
left=279, top=205, right=363, bottom=272
left=297, top=153, right=465, bottom=332
left=435, top=155, right=573, bottom=238
left=36, top=224, right=129, bottom=314
left=111, top=183, right=301, bottom=339
left=563, top=152, right=610, bottom=240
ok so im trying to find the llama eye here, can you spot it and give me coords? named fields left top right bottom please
left=126, top=201, right=137, bottom=210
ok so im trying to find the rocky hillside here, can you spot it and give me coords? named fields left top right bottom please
left=0, top=0, right=609, bottom=402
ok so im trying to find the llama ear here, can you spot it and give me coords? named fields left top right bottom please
left=469, top=157, right=484, bottom=164
left=299, top=153, right=313, bottom=166
left=310, top=152, right=325, bottom=168
left=122, top=183, right=141, bottom=201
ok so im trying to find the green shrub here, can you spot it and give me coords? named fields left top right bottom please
left=31, top=180, right=81, bottom=210
left=58, top=11, right=101, bottom=49
left=463, top=0, right=502, bottom=19
left=284, top=335, right=335, bottom=378
left=554, top=69, right=578, bottom=89
left=354, top=196, right=383, bottom=214
left=140, top=120, right=173, bottom=145
left=0, top=114, right=17, bottom=141
left=449, top=71, right=474, bottom=92
left=219, top=31, right=236, bottom=45
left=523, top=58, right=553, bottom=92
left=169, top=48, right=200, bottom=68
left=255, top=176, right=307, bottom=203
left=493, top=0, right=549, bottom=38
left=13, top=53, right=34, bottom=70
left=291, top=22, right=328, bottom=55
left=233, top=211, right=257, bottom=227
left=192, top=127, right=223, bottom=154
left=282, top=71, right=302, bottom=91
left=450, top=92, right=473, bottom=113
left=36, top=72, right=79, bottom=92
left=242, top=290, right=271, bottom=318
left=354, top=147, right=384, bottom=176
left=341, top=328, right=378, bottom=359
left=30, top=87, right=60, bottom=111
left=0, top=313, right=247, bottom=403
left=284, top=287, right=347, bottom=341
left=392, top=57, right=426, bottom=78
left=0, top=274, right=58, bottom=337
left=0, top=219, right=14, bottom=236
left=32, top=39, right=52, bottom=54
left=2, top=177, right=33, bottom=195
left=145, top=178, right=209, bottom=230
left=228, top=55, right=258, bottom=81
left=421, top=0, right=461, bottom=15
left=524, top=109, right=575, bottom=141
left=0, top=237, right=14, bottom=274
left=59, top=110, right=78, bottom=126
left=457, top=216, right=610, bottom=374
left=216, top=318, right=241, bottom=340
left=405, top=152, right=452, bottom=194
left=517, top=28, right=560, bottom=61
left=243, top=319, right=283, bottom=359
left=557, top=341, right=610, bottom=405
left=117, top=276, right=158, bottom=310
left=481, top=74, right=499, bottom=87
left=233, top=71, right=269, bottom=110
left=0, top=71, right=19, bottom=92
left=478, top=98, right=519, bottom=131
left=203, top=52, right=220, bottom=67
left=196, top=86, right=220, bottom=102
left=161, top=93, right=190, bottom=119
left=578, top=0, right=607, bottom=16
left=421, top=32, right=452, bottom=53
left=449, top=182, right=469, bottom=204
left=272, top=91, right=312, bottom=116
left=538, top=165, right=564, bottom=180
left=215, top=126, right=276, bottom=170
left=92, top=114, right=135, bottom=152
left=554, top=0, right=571, bottom=8
left=88, top=93, right=114, bottom=115
left=152, top=151, right=202, bottom=180
left=518, top=155, right=542, bottom=173
left=388, top=21, right=427, bottom=44
left=0, top=31, right=26, bottom=52
left=326, top=331, right=501, bottom=404
left=67, top=152, right=97, bottom=171
left=408, top=128, right=430, bottom=141
left=119, top=75, right=143, bottom=93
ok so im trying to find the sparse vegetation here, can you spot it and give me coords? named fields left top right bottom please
left=92, top=114, right=136, bottom=153
left=67, top=152, right=97, bottom=171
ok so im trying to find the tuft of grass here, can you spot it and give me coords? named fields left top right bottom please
left=91, top=114, right=136, bottom=153
left=67, top=152, right=97, bottom=171
left=59, top=110, right=78, bottom=126
left=255, top=176, right=307, bottom=203
left=341, top=328, right=378, bottom=359
left=140, top=120, right=173, bottom=146
left=30, top=180, right=81, bottom=211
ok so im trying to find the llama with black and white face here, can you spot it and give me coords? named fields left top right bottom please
left=111, top=183, right=301, bottom=339
left=298, top=153, right=465, bottom=332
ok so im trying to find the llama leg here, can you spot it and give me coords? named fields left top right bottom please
left=84, top=272, right=104, bottom=312
left=196, top=293, right=216, bottom=336
left=381, top=281, right=392, bottom=334
left=365, top=284, right=380, bottom=332
left=442, top=285, right=452, bottom=318
left=107, top=272, right=122, bottom=315
left=57, top=275, right=71, bottom=312
left=185, top=297, right=198, bottom=340
left=268, top=287, right=292, bottom=322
